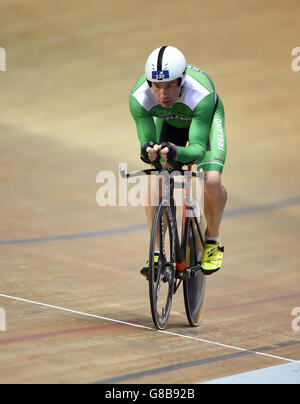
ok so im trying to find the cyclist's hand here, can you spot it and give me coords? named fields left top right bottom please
left=160, top=142, right=178, bottom=163
left=141, top=141, right=159, bottom=164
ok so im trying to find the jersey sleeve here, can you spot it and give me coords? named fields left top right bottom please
left=176, top=92, right=216, bottom=163
left=129, top=94, right=157, bottom=151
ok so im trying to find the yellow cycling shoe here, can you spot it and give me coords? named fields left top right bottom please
left=140, top=252, right=160, bottom=281
left=201, top=241, right=224, bottom=275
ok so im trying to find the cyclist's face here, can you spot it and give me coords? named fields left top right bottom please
left=151, top=80, right=181, bottom=108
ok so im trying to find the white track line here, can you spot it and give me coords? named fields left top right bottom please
left=0, top=293, right=299, bottom=364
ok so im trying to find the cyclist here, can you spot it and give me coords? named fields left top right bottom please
left=129, top=46, right=227, bottom=277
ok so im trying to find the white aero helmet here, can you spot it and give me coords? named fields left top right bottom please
left=145, top=46, right=187, bottom=87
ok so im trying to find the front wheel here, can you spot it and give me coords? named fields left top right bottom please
left=183, top=216, right=206, bottom=327
left=149, top=201, right=175, bottom=330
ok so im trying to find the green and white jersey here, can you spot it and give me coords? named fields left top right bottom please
left=129, top=64, right=226, bottom=168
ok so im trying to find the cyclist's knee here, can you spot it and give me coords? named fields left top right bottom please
left=204, top=171, right=227, bottom=201
left=147, top=174, right=162, bottom=206
left=204, top=171, right=222, bottom=189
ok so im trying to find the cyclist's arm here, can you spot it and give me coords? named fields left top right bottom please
left=176, top=92, right=215, bottom=163
left=129, top=94, right=157, bottom=149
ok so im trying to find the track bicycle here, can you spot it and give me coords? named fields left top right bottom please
left=120, top=160, right=206, bottom=330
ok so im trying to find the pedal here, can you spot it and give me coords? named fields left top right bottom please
left=181, top=263, right=202, bottom=280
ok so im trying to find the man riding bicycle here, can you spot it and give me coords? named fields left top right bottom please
left=129, top=46, right=227, bottom=277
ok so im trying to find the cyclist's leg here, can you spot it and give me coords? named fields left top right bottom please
left=204, top=171, right=227, bottom=239
left=145, top=172, right=163, bottom=250
left=197, top=96, right=227, bottom=239
left=197, top=97, right=227, bottom=273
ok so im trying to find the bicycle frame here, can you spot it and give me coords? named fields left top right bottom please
left=120, top=162, right=204, bottom=284
left=165, top=165, right=205, bottom=292
left=120, top=161, right=206, bottom=329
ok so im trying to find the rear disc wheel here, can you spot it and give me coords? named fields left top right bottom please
left=183, top=216, right=206, bottom=327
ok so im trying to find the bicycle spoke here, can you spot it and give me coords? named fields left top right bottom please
left=149, top=204, right=175, bottom=330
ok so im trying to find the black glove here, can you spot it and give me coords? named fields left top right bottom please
left=160, top=142, right=178, bottom=162
left=141, top=141, right=158, bottom=164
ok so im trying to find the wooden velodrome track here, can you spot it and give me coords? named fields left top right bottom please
left=0, top=0, right=299, bottom=384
